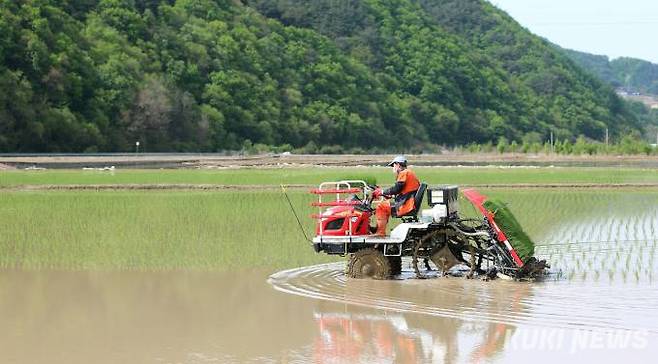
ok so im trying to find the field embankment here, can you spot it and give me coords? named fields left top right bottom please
left=3, top=153, right=658, bottom=169
left=3, top=166, right=658, bottom=189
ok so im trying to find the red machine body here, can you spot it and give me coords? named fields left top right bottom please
left=314, top=205, right=372, bottom=236
left=310, top=184, right=373, bottom=237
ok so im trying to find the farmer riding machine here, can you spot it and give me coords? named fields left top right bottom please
left=310, top=180, right=548, bottom=280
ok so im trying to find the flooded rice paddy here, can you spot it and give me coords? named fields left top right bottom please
left=3, top=189, right=658, bottom=363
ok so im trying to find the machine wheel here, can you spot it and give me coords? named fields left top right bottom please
left=347, top=248, right=392, bottom=279
left=456, top=218, right=487, bottom=232
left=413, top=231, right=437, bottom=279
left=388, top=256, right=402, bottom=276
left=413, top=240, right=425, bottom=279
left=413, top=231, right=449, bottom=279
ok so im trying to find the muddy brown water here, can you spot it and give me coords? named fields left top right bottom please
left=2, top=263, right=658, bottom=364
left=3, top=192, right=658, bottom=363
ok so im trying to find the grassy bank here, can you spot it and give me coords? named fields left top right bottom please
left=2, top=166, right=658, bottom=187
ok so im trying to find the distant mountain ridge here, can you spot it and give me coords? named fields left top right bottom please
left=563, top=48, right=658, bottom=96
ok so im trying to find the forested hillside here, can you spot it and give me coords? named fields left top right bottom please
left=563, top=49, right=658, bottom=96
left=414, top=0, right=640, bottom=139
left=0, top=0, right=645, bottom=152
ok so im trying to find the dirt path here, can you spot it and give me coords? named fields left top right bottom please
left=2, top=153, right=658, bottom=169
left=4, top=183, right=658, bottom=191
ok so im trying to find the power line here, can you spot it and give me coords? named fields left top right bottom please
left=533, top=21, right=658, bottom=27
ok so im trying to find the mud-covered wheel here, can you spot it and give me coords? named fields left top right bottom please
left=388, top=256, right=402, bottom=276
left=347, top=248, right=392, bottom=279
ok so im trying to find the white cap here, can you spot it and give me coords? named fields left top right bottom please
left=387, top=155, right=407, bottom=166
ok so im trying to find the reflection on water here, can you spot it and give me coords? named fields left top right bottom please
left=312, top=304, right=515, bottom=363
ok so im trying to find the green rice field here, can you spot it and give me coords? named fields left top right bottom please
left=0, top=190, right=333, bottom=270
left=1, top=167, right=658, bottom=275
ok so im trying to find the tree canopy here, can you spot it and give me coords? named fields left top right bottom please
left=0, top=0, right=647, bottom=152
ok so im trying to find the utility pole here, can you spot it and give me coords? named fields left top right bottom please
left=136, top=141, right=140, bottom=154
left=605, top=128, right=609, bottom=147
left=550, top=131, right=554, bottom=154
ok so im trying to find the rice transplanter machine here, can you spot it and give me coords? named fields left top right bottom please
left=309, top=180, right=548, bottom=279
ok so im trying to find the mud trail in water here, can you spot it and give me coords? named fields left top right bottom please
left=269, top=261, right=658, bottom=334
